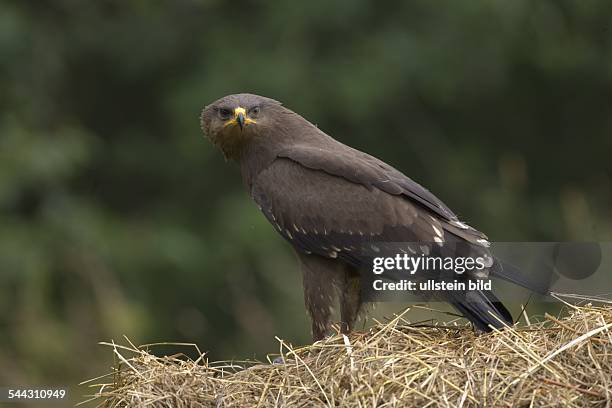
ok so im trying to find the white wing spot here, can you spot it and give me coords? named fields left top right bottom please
left=432, top=225, right=443, bottom=237
left=434, top=236, right=444, bottom=246
left=452, top=220, right=470, bottom=229
left=477, top=239, right=491, bottom=248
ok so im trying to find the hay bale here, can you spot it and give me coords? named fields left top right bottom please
left=85, top=304, right=612, bottom=407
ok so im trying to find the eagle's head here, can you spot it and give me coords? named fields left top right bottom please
left=201, top=93, right=283, bottom=159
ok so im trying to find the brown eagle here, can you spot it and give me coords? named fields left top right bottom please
left=201, top=93, right=516, bottom=341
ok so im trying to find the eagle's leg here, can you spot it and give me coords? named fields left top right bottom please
left=296, top=252, right=342, bottom=341
left=339, top=269, right=362, bottom=334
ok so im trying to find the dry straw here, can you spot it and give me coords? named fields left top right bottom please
left=83, top=298, right=612, bottom=407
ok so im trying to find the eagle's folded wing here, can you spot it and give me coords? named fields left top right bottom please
left=251, top=156, right=489, bottom=266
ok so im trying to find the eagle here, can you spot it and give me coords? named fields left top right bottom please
left=201, top=93, right=517, bottom=341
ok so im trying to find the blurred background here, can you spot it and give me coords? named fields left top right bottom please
left=1, top=0, right=612, bottom=404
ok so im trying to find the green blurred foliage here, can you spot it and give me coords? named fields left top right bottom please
left=1, top=0, right=611, bottom=401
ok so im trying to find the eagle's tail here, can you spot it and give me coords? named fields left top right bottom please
left=450, top=290, right=513, bottom=331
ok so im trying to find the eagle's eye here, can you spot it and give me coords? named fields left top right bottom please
left=218, top=108, right=232, bottom=120
left=248, top=106, right=260, bottom=117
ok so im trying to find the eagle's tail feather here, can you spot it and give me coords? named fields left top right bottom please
left=450, top=290, right=513, bottom=331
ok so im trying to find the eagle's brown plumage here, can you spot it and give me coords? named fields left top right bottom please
left=201, top=93, right=514, bottom=341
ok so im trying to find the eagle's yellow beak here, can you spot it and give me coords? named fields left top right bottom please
left=225, top=107, right=256, bottom=130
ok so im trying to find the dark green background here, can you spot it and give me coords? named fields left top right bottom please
left=1, top=1, right=611, bottom=403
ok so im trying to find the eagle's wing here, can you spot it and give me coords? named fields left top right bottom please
left=251, top=154, right=489, bottom=266
left=276, top=144, right=489, bottom=245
